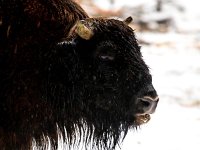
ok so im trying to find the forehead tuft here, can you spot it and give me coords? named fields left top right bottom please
left=79, top=17, right=141, bottom=56
left=84, top=18, right=134, bottom=34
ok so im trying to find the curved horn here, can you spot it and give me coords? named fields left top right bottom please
left=75, top=21, right=94, bottom=40
left=123, top=16, right=133, bottom=25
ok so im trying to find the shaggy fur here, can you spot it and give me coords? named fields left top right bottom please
left=0, top=0, right=158, bottom=149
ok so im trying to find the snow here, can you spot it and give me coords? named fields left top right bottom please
left=93, top=0, right=156, bottom=10
left=137, top=32, right=200, bottom=105
left=118, top=103, right=200, bottom=150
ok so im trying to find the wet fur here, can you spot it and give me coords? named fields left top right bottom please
left=0, top=0, right=155, bottom=149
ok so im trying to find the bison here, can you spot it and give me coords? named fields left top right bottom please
left=0, top=0, right=159, bottom=149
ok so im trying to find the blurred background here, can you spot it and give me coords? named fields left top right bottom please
left=75, top=0, right=200, bottom=150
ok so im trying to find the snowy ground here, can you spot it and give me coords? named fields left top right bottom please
left=118, top=103, right=200, bottom=150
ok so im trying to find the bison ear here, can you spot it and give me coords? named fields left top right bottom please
left=74, top=20, right=94, bottom=40
left=123, top=16, right=133, bottom=25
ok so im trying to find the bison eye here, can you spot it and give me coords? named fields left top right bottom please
left=96, top=44, right=116, bottom=61
left=99, top=55, right=115, bottom=61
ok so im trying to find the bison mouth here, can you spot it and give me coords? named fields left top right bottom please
left=134, top=96, right=159, bottom=125
left=135, top=114, right=151, bottom=125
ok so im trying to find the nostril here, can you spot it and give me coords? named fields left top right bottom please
left=137, top=96, right=159, bottom=114
left=139, top=99, right=151, bottom=108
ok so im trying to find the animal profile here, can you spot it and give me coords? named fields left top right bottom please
left=0, top=0, right=159, bottom=149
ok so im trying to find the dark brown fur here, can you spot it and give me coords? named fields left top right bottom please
left=0, top=0, right=88, bottom=149
left=0, top=1, right=158, bottom=149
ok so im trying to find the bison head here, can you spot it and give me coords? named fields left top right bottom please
left=45, top=17, right=159, bottom=149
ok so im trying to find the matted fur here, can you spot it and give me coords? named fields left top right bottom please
left=0, top=0, right=158, bottom=149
